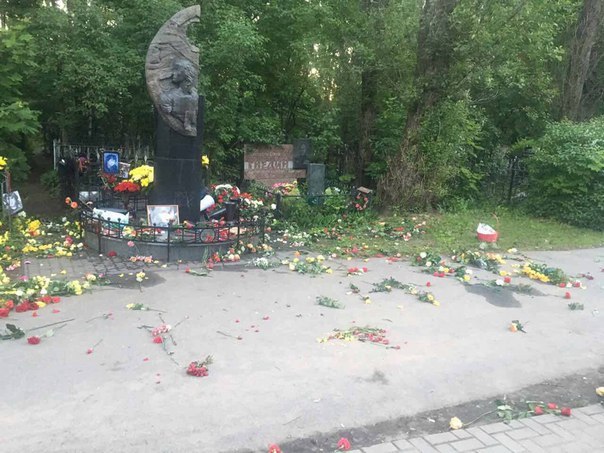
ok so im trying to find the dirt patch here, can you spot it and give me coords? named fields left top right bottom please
left=266, top=367, right=604, bottom=453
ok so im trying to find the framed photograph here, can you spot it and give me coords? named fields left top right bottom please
left=2, top=191, right=23, bottom=215
left=102, top=151, right=120, bottom=174
left=147, top=205, right=179, bottom=227
left=119, top=162, right=131, bottom=179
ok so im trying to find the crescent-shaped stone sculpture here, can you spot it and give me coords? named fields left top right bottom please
left=145, top=5, right=200, bottom=137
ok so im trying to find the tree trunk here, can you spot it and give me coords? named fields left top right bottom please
left=377, top=0, right=459, bottom=209
left=357, top=68, right=377, bottom=185
left=561, top=0, right=604, bottom=121
left=356, top=0, right=388, bottom=186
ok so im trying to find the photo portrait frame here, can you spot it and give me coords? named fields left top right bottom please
left=147, top=205, right=179, bottom=227
left=119, top=162, right=131, bottom=179
left=2, top=191, right=23, bottom=215
left=103, top=152, right=120, bottom=174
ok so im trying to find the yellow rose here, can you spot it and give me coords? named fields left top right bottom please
left=596, top=387, right=604, bottom=397
left=449, top=417, right=463, bottom=430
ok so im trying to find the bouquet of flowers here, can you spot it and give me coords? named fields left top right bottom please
left=128, top=164, right=154, bottom=191
left=213, top=184, right=240, bottom=205
left=113, top=181, right=141, bottom=193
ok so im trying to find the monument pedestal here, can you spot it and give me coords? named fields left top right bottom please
left=151, top=96, right=204, bottom=222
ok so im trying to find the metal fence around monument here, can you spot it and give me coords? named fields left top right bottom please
left=80, top=209, right=265, bottom=261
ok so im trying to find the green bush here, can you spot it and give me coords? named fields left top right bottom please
left=40, top=169, right=61, bottom=198
left=526, top=117, right=604, bottom=230
left=1, top=146, right=30, bottom=182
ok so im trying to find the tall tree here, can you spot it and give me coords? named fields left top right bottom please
left=561, top=0, right=604, bottom=120
left=378, top=0, right=460, bottom=208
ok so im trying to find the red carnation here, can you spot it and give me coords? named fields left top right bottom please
left=268, top=445, right=282, bottom=453
left=547, top=403, right=558, bottom=410
left=153, top=336, right=163, bottom=344
left=561, top=407, right=571, bottom=416
left=107, top=250, right=117, bottom=257
left=534, top=406, right=544, bottom=415
left=27, top=336, right=41, bottom=345
left=573, top=281, right=581, bottom=288
left=4, top=300, right=14, bottom=309
left=0, top=308, right=9, bottom=318
left=362, top=267, right=368, bottom=273
left=559, top=283, right=566, bottom=288
left=426, top=282, right=431, bottom=287
left=564, top=292, right=571, bottom=299
left=337, top=437, right=351, bottom=451
left=504, top=276, right=512, bottom=284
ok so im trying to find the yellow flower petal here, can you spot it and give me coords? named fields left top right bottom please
left=449, top=417, right=463, bottom=430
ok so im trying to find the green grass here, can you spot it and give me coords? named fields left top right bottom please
left=423, top=209, right=604, bottom=252
left=310, top=208, right=604, bottom=256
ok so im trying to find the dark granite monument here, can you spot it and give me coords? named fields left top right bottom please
left=145, top=5, right=203, bottom=221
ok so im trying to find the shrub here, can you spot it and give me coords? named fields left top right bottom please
left=526, top=117, right=604, bottom=230
left=40, top=169, right=61, bottom=198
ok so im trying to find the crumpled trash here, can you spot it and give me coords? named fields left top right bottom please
left=477, top=223, right=498, bottom=242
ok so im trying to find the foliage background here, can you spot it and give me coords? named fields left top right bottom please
left=0, top=0, right=602, bottom=223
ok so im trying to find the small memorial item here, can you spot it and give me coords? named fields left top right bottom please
left=147, top=205, right=179, bottom=227
left=103, top=152, right=120, bottom=174
left=2, top=191, right=23, bottom=215
left=79, top=191, right=100, bottom=203
left=119, top=162, right=131, bottom=179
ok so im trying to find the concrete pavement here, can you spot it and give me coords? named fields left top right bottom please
left=1, top=247, right=603, bottom=452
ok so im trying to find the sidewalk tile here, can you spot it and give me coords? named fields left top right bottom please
left=546, top=422, right=575, bottom=441
left=533, top=414, right=559, bottom=424
left=424, top=432, right=457, bottom=445
left=435, top=444, right=456, bottom=453
left=492, top=433, right=526, bottom=452
left=505, top=427, right=538, bottom=441
left=476, top=446, right=512, bottom=453
left=409, top=437, right=439, bottom=453
left=571, top=409, right=601, bottom=426
left=362, top=441, right=400, bottom=453
left=393, top=439, right=415, bottom=451
left=451, top=430, right=472, bottom=440
left=556, top=418, right=589, bottom=432
left=518, top=418, right=552, bottom=435
left=591, top=414, right=604, bottom=424
left=533, top=434, right=565, bottom=448
left=449, top=438, right=484, bottom=452
left=517, top=439, right=546, bottom=453
left=467, top=427, right=498, bottom=446
left=481, top=423, right=512, bottom=434
left=576, top=405, right=604, bottom=416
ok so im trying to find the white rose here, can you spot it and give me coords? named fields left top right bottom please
left=270, top=203, right=277, bottom=210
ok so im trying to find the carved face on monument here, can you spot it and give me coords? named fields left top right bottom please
left=171, top=59, right=195, bottom=93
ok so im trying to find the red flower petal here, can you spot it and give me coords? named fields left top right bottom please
left=27, top=336, right=41, bottom=345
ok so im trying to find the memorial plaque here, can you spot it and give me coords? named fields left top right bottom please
left=307, top=163, right=325, bottom=196
left=243, top=145, right=306, bottom=187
